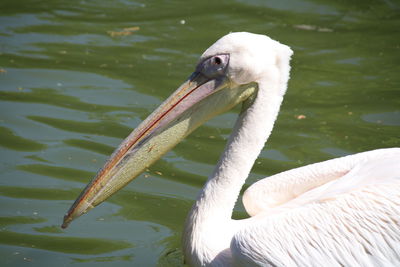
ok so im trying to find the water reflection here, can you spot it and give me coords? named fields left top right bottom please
left=363, top=111, right=400, bottom=126
left=0, top=0, right=399, bottom=266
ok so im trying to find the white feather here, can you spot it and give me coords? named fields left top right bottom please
left=182, top=32, right=400, bottom=266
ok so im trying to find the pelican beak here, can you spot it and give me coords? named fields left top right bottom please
left=62, top=69, right=256, bottom=229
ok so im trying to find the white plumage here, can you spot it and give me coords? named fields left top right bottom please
left=181, top=33, right=400, bottom=266
left=63, top=32, right=400, bottom=267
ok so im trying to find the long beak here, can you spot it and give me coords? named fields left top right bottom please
left=62, top=71, right=256, bottom=228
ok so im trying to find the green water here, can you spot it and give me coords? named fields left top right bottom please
left=0, top=0, right=399, bottom=266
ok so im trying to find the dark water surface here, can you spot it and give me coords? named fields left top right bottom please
left=1, top=0, right=399, bottom=266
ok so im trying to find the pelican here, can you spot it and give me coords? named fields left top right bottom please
left=62, top=32, right=400, bottom=266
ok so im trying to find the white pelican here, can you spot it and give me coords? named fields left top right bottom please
left=62, top=32, right=400, bottom=266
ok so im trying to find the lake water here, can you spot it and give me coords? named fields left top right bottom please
left=1, top=0, right=399, bottom=266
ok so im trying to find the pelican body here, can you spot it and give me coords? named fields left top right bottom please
left=62, top=32, right=400, bottom=266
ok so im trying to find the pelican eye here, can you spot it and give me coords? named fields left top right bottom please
left=213, top=56, right=222, bottom=65
left=198, top=54, right=229, bottom=78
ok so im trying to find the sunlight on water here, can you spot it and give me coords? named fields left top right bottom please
left=0, top=0, right=399, bottom=266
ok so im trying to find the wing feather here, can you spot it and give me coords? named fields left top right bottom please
left=234, top=148, right=400, bottom=266
left=233, top=181, right=400, bottom=266
left=242, top=148, right=400, bottom=216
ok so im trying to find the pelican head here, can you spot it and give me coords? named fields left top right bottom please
left=62, top=32, right=292, bottom=228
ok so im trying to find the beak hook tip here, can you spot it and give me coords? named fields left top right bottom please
left=61, top=211, right=74, bottom=229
